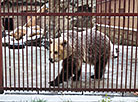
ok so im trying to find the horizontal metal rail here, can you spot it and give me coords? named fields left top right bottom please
left=0, top=13, right=138, bottom=16
left=1, top=87, right=138, bottom=92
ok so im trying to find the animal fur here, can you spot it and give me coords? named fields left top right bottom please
left=49, top=29, right=111, bottom=86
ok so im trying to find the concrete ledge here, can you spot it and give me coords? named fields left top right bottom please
left=0, top=94, right=138, bottom=102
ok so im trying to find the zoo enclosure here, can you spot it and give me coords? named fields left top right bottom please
left=0, top=0, right=138, bottom=93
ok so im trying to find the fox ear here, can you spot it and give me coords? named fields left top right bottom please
left=61, top=40, right=67, bottom=47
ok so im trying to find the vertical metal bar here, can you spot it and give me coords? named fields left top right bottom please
left=102, top=0, right=107, bottom=90
left=53, top=0, right=56, bottom=90
left=39, top=1, right=41, bottom=91
left=34, top=0, right=37, bottom=90
left=7, top=0, right=12, bottom=90
left=85, top=0, right=88, bottom=90
left=0, top=0, right=4, bottom=93
left=93, top=0, right=98, bottom=91
left=71, top=0, right=74, bottom=88
left=125, top=0, right=130, bottom=91
left=30, top=0, right=34, bottom=91
left=111, top=0, right=117, bottom=90
left=98, top=0, right=102, bottom=89
left=44, top=1, right=47, bottom=89
left=16, top=0, right=21, bottom=90
left=26, top=0, right=29, bottom=91
left=66, top=0, right=69, bottom=89
left=89, top=0, right=93, bottom=89
left=57, top=0, right=60, bottom=90
left=12, top=0, right=16, bottom=91
left=116, top=0, right=121, bottom=90
left=110, top=0, right=114, bottom=91
left=66, top=1, right=70, bottom=89
left=107, top=0, right=112, bottom=90
left=3, top=0, right=7, bottom=91
left=84, top=1, right=87, bottom=90
left=129, top=0, right=135, bottom=91
left=50, top=0, right=56, bottom=90
left=62, top=0, right=65, bottom=89
left=75, top=0, right=79, bottom=89
left=134, top=16, right=138, bottom=91
left=80, top=0, right=83, bottom=89
left=21, top=0, right=24, bottom=91
left=34, top=0, right=38, bottom=90
left=39, top=0, right=42, bottom=91
left=49, top=0, right=51, bottom=91
left=120, top=0, right=126, bottom=90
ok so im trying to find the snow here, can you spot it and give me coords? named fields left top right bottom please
left=2, top=44, right=138, bottom=90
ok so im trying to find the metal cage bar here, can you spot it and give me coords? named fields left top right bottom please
left=0, top=0, right=4, bottom=94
